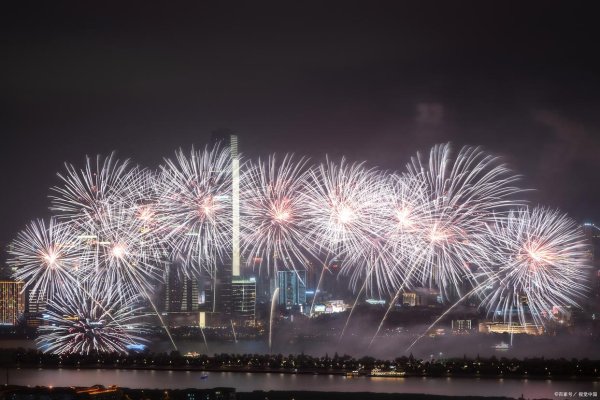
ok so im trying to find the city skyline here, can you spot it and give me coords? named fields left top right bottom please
left=2, top=139, right=595, bottom=356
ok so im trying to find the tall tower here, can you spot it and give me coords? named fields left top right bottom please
left=230, top=134, right=241, bottom=277
left=203, top=130, right=241, bottom=322
left=583, top=222, right=600, bottom=313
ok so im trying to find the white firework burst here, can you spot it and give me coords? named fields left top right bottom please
left=303, top=158, right=389, bottom=294
left=7, top=217, right=84, bottom=302
left=481, top=207, right=590, bottom=326
left=50, top=152, right=140, bottom=227
left=240, top=154, right=312, bottom=274
left=371, top=173, right=432, bottom=296
left=157, top=144, right=233, bottom=278
left=37, top=287, right=147, bottom=355
left=79, top=203, right=165, bottom=298
left=403, top=143, right=523, bottom=301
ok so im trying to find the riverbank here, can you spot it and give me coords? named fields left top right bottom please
left=2, top=348, right=599, bottom=381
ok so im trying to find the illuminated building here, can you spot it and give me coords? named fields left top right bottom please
left=402, top=288, right=433, bottom=306
left=163, top=264, right=200, bottom=312
left=275, top=269, right=306, bottom=310
left=324, top=299, right=347, bottom=313
left=23, top=287, right=47, bottom=327
left=312, top=300, right=348, bottom=314
left=478, top=321, right=544, bottom=335
left=451, top=319, right=473, bottom=333
left=232, top=277, right=256, bottom=324
left=0, top=280, right=25, bottom=325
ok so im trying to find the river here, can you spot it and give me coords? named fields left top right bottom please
left=5, top=368, right=599, bottom=399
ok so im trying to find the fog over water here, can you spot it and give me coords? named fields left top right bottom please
left=153, top=334, right=600, bottom=360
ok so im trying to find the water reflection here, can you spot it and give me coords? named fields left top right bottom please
left=7, top=368, right=598, bottom=399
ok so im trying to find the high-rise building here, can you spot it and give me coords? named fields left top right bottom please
left=254, top=270, right=273, bottom=304
left=211, top=129, right=241, bottom=277
left=26, top=288, right=46, bottom=314
left=163, top=264, right=201, bottom=313
left=232, top=277, right=256, bottom=324
left=583, top=222, right=600, bottom=313
left=583, top=222, right=600, bottom=261
left=23, top=287, right=47, bottom=327
left=451, top=319, right=473, bottom=333
left=0, top=280, right=25, bottom=325
left=198, top=130, right=240, bottom=324
left=276, top=270, right=306, bottom=310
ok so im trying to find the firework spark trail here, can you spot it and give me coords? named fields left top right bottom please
left=269, top=287, right=280, bottom=353
left=481, top=207, right=589, bottom=326
left=338, top=272, right=368, bottom=344
left=405, top=282, right=489, bottom=354
left=200, top=326, right=209, bottom=353
left=338, top=247, right=399, bottom=343
left=157, top=144, right=233, bottom=279
left=36, top=286, right=147, bottom=355
left=367, top=259, right=423, bottom=349
left=134, top=271, right=178, bottom=351
left=309, top=261, right=329, bottom=317
left=122, top=168, right=158, bottom=207
left=240, top=155, right=313, bottom=275
left=230, top=320, right=238, bottom=343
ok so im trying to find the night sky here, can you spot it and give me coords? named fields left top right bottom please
left=1, top=2, right=599, bottom=251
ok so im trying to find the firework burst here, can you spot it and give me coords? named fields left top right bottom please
left=303, top=158, right=389, bottom=294
left=481, top=207, right=590, bottom=325
left=403, top=143, right=523, bottom=300
left=37, top=287, right=146, bottom=355
left=157, top=144, right=233, bottom=278
left=80, top=203, right=165, bottom=298
left=8, top=217, right=84, bottom=303
left=241, top=155, right=312, bottom=274
left=9, top=141, right=592, bottom=355
left=50, top=153, right=140, bottom=227
left=371, top=174, right=432, bottom=296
